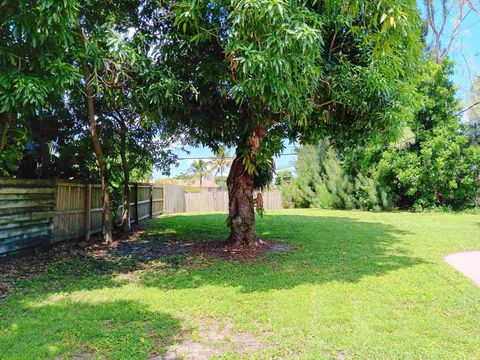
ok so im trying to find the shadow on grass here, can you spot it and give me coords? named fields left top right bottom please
left=1, top=212, right=425, bottom=297
left=0, top=299, right=181, bottom=359
left=138, top=213, right=425, bottom=292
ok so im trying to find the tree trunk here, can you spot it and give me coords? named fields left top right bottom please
left=119, top=122, right=131, bottom=232
left=227, top=157, right=258, bottom=246
left=101, top=175, right=114, bottom=243
left=82, top=60, right=113, bottom=244
left=121, top=176, right=131, bottom=233
left=226, top=124, right=267, bottom=246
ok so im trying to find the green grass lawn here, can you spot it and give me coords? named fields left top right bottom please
left=1, top=209, right=479, bottom=359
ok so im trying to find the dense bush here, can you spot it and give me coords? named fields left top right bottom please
left=377, top=127, right=479, bottom=210
left=284, top=142, right=392, bottom=211
left=376, top=61, right=480, bottom=211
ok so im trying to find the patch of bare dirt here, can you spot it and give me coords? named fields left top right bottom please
left=151, top=317, right=267, bottom=360
left=55, top=349, right=96, bottom=360
left=191, top=240, right=290, bottom=262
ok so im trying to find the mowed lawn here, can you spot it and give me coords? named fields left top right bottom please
left=1, top=209, right=479, bottom=359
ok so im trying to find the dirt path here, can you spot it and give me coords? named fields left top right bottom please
left=445, top=251, right=480, bottom=286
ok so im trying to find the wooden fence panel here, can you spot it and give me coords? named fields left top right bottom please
left=0, top=179, right=169, bottom=259
left=164, top=184, right=185, bottom=214
left=215, top=191, right=229, bottom=212
left=137, top=185, right=152, bottom=221
left=185, top=192, right=211, bottom=212
left=152, top=186, right=164, bottom=216
left=53, top=181, right=86, bottom=243
left=90, top=185, right=103, bottom=235
left=0, top=179, right=55, bottom=258
left=116, top=185, right=164, bottom=224
left=261, top=191, right=282, bottom=210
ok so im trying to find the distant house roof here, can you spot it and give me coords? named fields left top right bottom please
left=177, top=179, right=218, bottom=188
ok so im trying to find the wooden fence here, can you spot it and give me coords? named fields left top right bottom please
left=185, top=190, right=282, bottom=212
left=0, top=179, right=173, bottom=258
left=0, top=178, right=281, bottom=259
left=52, top=181, right=169, bottom=244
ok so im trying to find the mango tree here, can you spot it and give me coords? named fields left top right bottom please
left=160, top=0, right=423, bottom=246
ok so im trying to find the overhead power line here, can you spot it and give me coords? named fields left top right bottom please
left=177, top=153, right=297, bottom=160
left=176, top=102, right=480, bottom=162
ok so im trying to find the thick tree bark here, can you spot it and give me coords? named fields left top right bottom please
left=227, top=157, right=258, bottom=246
left=82, top=63, right=114, bottom=244
left=226, top=124, right=268, bottom=246
left=119, top=122, right=131, bottom=232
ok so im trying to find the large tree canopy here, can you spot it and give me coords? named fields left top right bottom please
left=159, top=0, right=424, bottom=245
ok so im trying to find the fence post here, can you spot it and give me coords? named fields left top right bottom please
left=163, top=184, right=167, bottom=214
left=49, top=180, right=57, bottom=244
left=150, top=185, right=153, bottom=218
left=84, top=184, right=91, bottom=241
left=134, top=183, right=139, bottom=224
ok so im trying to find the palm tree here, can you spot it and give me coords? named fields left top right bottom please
left=189, top=159, right=211, bottom=186
left=210, top=146, right=233, bottom=177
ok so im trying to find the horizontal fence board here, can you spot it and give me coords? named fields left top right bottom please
left=0, top=187, right=55, bottom=195
left=0, top=223, right=52, bottom=243
left=0, top=218, right=51, bottom=232
left=0, top=192, right=55, bottom=201
left=55, top=181, right=86, bottom=187
left=55, top=209, right=84, bottom=215
left=0, top=178, right=55, bottom=187
left=0, top=199, right=56, bottom=210
left=90, top=227, right=102, bottom=235
left=0, top=211, right=53, bottom=226
left=139, top=214, right=150, bottom=221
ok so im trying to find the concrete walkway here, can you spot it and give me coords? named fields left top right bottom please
left=445, top=251, right=480, bottom=286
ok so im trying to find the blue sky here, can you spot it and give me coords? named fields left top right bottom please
left=156, top=142, right=298, bottom=179
left=440, top=5, right=480, bottom=99
left=152, top=2, right=480, bottom=180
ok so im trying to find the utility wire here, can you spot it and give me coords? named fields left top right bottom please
left=177, top=153, right=297, bottom=160
left=176, top=102, right=480, bottom=161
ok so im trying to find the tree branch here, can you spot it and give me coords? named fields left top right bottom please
left=455, top=100, right=480, bottom=117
